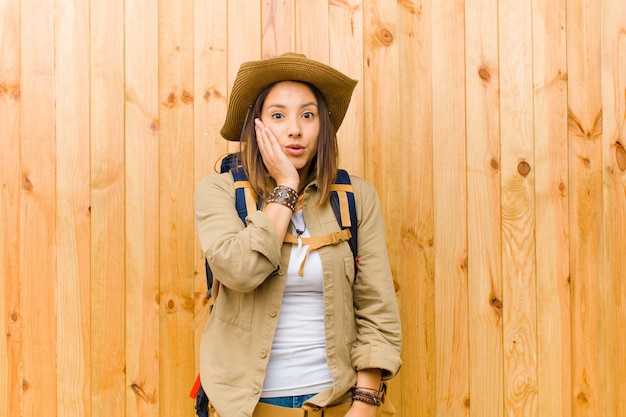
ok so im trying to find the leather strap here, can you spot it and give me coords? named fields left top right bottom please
left=283, top=229, right=352, bottom=276
left=250, top=402, right=352, bottom=417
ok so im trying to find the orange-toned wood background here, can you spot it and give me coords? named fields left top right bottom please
left=1, top=1, right=625, bottom=416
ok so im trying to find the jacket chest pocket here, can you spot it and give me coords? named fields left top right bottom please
left=213, top=287, right=255, bottom=331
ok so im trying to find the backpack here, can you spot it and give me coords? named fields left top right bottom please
left=191, top=153, right=359, bottom=414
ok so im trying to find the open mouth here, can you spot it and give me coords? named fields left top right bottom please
left=285, top=144, right=305, bottom=156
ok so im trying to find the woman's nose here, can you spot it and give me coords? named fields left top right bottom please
left=287, top=118, right=302, bottom=138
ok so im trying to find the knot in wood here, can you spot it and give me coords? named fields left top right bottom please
left=165, top=92, right=177, bottom=107
left=22, top=176, right=33, bottom=192
left=615, top=141, right=626, bottom=171
left=204, top=88, right=224, bottom=102
left=517, top=161, right=531, bottom=177
left=490, top=296, right=503, bottom=317
left=181, top=89, right=194, bottom=104
left=478, top=66, right=491, bottom=82
left=377, top=28, right=394, bottom=46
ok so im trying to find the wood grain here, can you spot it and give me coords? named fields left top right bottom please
left=532, top=0, right=571, bottom=415
left=227, top=0, right=262, bottom=155
left=125, top=0, right=160, bottom=415
left=600, top=0, right=626, bottom=415
left=0, top=0, right=21, bottom=415
left=55, top=1, right=92, bottom=416
left=465, top=0, right=504, bottom=414
left=158, top=0, right=196, bottom=414
left=396, top=1, right=434, bottom=416
left=568, top=0, right=604, bottom=415
left=499, top=0, right=538, bottom=415
left=262, top=0, right=295, bottom=58
left=296, top=0, right=329, bottom=62
left=90, top=1, right=126, bottom=416
left=20, top=0, right=58, bottom=415
left=330, top=0, right=364, bottom=175
left=432, top=0, right=469, bottom=414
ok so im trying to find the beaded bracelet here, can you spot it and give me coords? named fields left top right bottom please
left=267, top=185, right=298, bottom=212
left=351, top=386, right=382, bottom=407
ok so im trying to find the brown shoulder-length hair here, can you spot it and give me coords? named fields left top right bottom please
left=240, top=81, right=339, bottom=206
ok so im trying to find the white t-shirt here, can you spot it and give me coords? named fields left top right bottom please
left=261, top=210, right=333, bottom=397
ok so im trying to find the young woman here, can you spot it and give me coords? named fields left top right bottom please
left=194, top=53, right=402, bottom=417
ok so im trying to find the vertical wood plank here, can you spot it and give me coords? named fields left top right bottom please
left=20, top=0, right=58, bottom=415
left=499, top=0, right=537, bottom=415
left=90, top=0, right=126, bottom=416
left=55, top=1, right=92, bottom=416
left=192, top=0, right=229, bottom=372
left=227, top=0, right=262, bottom=154
left=600, top=0, right=626, bottom=415
left=532, top=0, right=571, bottom=416
left=295, top=0, right=328, bottom=60
left=227, top=0, right=262, bottom=69
left=227, top=0, right=262, bottom=83
left=465, top=0, right=504, bottom=415
left=294, top=1, right=328, bottom=66
left=159, top=0, right=196, bottom=413
left=396, top=1, right=435, bottom=416
left=567, top=0, right=603, bottom=415
left=0, top=1, right=21, bottom=416
left=431, top=0, right=469, bottom=415
left=125, top=0, right=160, bottom=415
left=262, top=0, right=295, bottom=57
left=330, top=0, right=364, bottom=175
left=362, top=0, right=399, bottom=201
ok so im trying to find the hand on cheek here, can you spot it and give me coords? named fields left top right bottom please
left=255, top=118, right=299, bottom=190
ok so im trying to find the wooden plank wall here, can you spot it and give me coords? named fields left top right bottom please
left=1, top=0, right=625, bottom=416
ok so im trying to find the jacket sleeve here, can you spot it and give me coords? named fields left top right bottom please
left=194, top=173, right=282, bottom=292
left=349, top=177, right=403, bottom=379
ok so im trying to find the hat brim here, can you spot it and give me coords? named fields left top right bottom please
left=220, top=53, right=358, bottom=141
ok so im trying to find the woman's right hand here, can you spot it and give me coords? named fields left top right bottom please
left=255, top=118, right=300, bottom=190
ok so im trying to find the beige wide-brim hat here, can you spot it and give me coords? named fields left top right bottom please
left=220, top=53, right=358, bottom=141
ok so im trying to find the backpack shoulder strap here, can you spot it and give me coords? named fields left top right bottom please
left=231, top=167, right=257, bottom=224
left=330, top=169, right=358, bottom=269
left=220, top=152, right=258, bottom=224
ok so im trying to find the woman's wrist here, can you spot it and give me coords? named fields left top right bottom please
left=351, top=385, right=382, bottom=407
left=267, top=185, right=298, bottom=211
left=276, top=180, right=299, bottom=191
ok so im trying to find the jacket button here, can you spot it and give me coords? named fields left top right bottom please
left=253, top=387, right=259, bottom=394
left=260, top=350, right=267, bottom=358
left=269, top=310, right=277, bottom=317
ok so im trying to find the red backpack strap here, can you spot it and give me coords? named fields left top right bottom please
left=189, top=374, right=202, bottom=399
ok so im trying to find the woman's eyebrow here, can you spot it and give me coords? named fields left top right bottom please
left=265, top=101, right=318, bottom=110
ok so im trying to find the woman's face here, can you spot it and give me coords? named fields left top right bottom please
left=260, top=81, right=320, bottom=174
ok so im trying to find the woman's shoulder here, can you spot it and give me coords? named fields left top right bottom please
left=197, top=171, right=234, bottom=189
left=345, top=173, right=378, bottom=197
left=195, top=172, right=235, bottom=201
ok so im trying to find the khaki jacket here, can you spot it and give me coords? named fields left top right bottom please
left=194, top=172, right=402, bottom=417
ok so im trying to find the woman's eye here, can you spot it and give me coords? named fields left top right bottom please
left=271, top=113, right=284, bottom=120
left=302, top=111, right=315, bottom=119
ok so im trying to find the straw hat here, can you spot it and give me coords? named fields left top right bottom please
left=220, top=53, right=358, bottom=141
